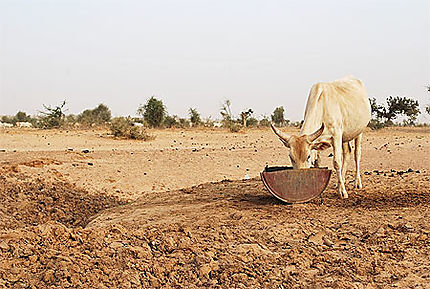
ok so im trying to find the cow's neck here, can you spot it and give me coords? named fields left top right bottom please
left=299, top=105, right=323, bottom=136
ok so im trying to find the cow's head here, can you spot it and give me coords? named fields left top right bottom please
left=271, top=123, right=331, bottom=169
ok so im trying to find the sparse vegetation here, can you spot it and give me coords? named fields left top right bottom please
left=259, top=116, right=271, bottom=127
left=39, top=100, right=67, bottom=128
left=77, top=104, right=111, bottom=126
left=240, top=109, right=253, bottom=127
left=110, top=117, right=154, bottom=140
left=426, top=85, right=430, bottom=115
left=220, top=100, right=241, bottom=132
left=369, top=96, right=420, bottom=129
left=246, top=117, right=259, bottom=127
left=189, top=108, right=201, bottom=127
left=163, top=115, right=190, bottom=128
left=137, top=96, right=166, bottom=128
left=1, top=111, right=37, bottom=126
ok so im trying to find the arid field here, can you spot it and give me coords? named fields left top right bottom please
left=0, top=126, right=429, bottom=288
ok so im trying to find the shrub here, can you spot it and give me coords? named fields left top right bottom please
left=228, top=123, right=242, bottom=132
left=246, top=117, right=258, bottom=127
left=368, top=119, right=385, bottom=130
left=259, top=117, right=271, bottom=127
left=163, top=115, right=178, bottom=128
left=189, top=108, right=201, bottom=126
left=39, top=101, right=67, bottom=128
left=77, top=104, right=111, bottom=126
left=110, top=117, right=154, bottom=140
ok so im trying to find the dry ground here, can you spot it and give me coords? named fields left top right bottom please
left=0, top=127, right=429, bottom=288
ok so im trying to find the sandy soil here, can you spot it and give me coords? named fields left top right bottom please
left=0, top=126, right=429, bottom=288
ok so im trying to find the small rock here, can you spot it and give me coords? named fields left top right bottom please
left=308, top=231, right=326, bottom=245
left=109, top=241, right=123, bottom=249
left=0, top=241, right=8, bottom=250
left=88, top=162, right=94, bottom=166
left=323, top=237, right=334, bottom=246
left=407, top=168, right=413, bottom=173
left=82, top=149, right=90, bottom=153
left=199, top=264, right=211, bottom=278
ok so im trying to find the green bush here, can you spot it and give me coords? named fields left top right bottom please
left=77, top=104, right=111, bottom=126
left=110, top=117, right=154, bottom=140
left=271, top=106, right=285, bottom=126
left=368, top=119, right=386, bottom=130
left=189, top=108, right=201, bottom=126
left=137, top=96, right=166, bottom=128
left=246, top=117, right=258, bottom=127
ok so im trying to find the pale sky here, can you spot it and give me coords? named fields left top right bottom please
left=1, top=0, right=429, bottom=121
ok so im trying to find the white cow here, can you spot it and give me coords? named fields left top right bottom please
left=16, top=122, right=32, bottom=128
left=271, top=76, right=371, bottom=199
left=0, top=122, right=13, bottom=128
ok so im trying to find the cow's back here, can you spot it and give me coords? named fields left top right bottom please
left=301, top=76, right=371, bottom=141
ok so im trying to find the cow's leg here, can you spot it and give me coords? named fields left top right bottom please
left=332, top=134, right=348, bottom=199
left=354, top=133, right=363, bottom=189
left=312, top=150, right=321, bottom=168
left=342, top=141, right=352, bottom=184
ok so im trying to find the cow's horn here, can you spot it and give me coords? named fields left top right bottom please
left=306, top=124, right=325, bottom=142
left=270, top=123, right=291, bottom=147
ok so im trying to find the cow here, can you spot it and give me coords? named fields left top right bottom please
left=0, top=122, right=13, bottom=128
left=271, top=76, right=371, bottom=199
left=16, top=122, right=32, bottom=128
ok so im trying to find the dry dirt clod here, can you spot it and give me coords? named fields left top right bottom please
left=308, top=231, right=326, bottom=245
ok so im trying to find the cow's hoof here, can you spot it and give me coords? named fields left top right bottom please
left=340, top=191, right=349, bottom=199
left=355, top=182, right=363, bottom=189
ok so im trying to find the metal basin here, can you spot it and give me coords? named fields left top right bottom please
left=261, top=166, right=332, bottom=203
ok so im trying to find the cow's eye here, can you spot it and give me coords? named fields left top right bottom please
left=307, top=155, right=311, bottom=161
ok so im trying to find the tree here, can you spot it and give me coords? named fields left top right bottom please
left=220, top=100, right=233, bottom=123
left=240, top=109, right=253, bottom=127
left=137, top=96, right=166, bottom=128
left=1, top=115, right=13, bottom=124
left=39, top=100, right=67, bottom=128
left=15, top=111, right=31, bottom=123
left=189, top=108, right=201, bottom=126
left=370, top=96, right=420, bottom=126
left=78, top=104, right=111, bottom=125
left=220, top=99, right=240, bottom=132
left=271, top=106, right=285, bottom=126
left=426, top=85, right=430, bottom=115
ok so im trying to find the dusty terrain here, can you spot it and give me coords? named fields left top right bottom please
left=0, top=127, right=429, bottom=288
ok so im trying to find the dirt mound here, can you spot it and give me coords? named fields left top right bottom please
left=20, top=158, right=63, bottom=168
left=0, top=175, right=126, bottom=230
left=1, top=170, right=429, bottom=288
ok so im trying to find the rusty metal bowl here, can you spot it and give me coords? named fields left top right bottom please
left=261, top=166, right=332, bottom=203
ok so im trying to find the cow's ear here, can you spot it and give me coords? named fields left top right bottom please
left=312, top=141, right=331, bottom=151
